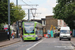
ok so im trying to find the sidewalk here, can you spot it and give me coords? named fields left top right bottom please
left=70, top=37, right=75, bottom=47
left=0, top=38, right=21, bottom=47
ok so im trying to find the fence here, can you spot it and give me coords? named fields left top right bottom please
left=0, top=31, right=7, bottom=41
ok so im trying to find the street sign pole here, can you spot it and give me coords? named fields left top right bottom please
left=8, top=0, right=10, bottom=40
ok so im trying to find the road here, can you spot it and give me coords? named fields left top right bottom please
left=0, top=38, right=75, bottom=50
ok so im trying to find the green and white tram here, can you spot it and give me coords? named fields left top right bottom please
left=22, top=21, right=43, bottom=41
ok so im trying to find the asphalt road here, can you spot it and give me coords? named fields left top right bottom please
left=30, top=38, right=75, bottom=50
left=0, top=38, right=75, bottom=50
left=0, top=39, right=39, bottom=50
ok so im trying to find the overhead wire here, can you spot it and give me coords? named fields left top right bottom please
left=21, top=0, right=33, bottom=7
left=21, top=0, right=38, bottom=19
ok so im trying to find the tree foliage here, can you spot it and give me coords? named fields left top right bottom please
left=0, top=0, right=26, bottom=25
left=0, top=0, right=8, bottom=24
left=53, top=0, right=75, bottom=29
left=10, top=3, right=26, bottom=24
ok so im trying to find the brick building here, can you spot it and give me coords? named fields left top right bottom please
left=45, top=15, right=58, bottom=32
left=41, top=15, right=58, bottom=34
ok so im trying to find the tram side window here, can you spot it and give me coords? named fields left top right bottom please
left=35, top=27, right=43, bottom=34
left=35, top=27, right=39, bottom=34
left=39, top=28, right=43, bottom=34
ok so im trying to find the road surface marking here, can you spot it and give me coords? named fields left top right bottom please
left=26, top=38, right=45, bottom=50
left=55, top=46, right=74, bottom=49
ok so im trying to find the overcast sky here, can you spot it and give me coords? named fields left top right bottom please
left=10, top=0, right=57, bottom=20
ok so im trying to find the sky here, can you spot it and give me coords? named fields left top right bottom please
left=10, top=0, right=57, bottom=20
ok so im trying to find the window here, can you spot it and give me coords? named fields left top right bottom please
left=24, top=22, right=34, bottom=33
left=42, top=20, right=45, bottom=26
left=60, top=30, right=70, bottom=34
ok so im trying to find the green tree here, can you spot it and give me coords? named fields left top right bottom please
left=0, top=0, right=8, bottom=24
left=0, top=1, right=25, bottom=24
left=0, top=0, right=26, bottom=29
left=0, top=0, right=8, bottom=30
left=53, top=0, right=75, bottom=29
left=10, top=3, right=26, bottom=24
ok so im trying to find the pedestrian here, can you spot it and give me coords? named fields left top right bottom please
left=11, top=30, right=15, bottom=39
left=54, top=31, right=56, bottom=38
left=70, top=31, right=72, bottom=37
left=20, top=33, right=22, bottom=38
left=48, top=31, right=51, bottom=38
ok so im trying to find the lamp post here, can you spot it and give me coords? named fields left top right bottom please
left=8, top=0, right=10, bottom=40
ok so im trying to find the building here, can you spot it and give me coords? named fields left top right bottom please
left=41, top=18, right=46, bottom=34
left=31, top=19, right=42, bottom=24
left=45, top=15, right=58, bottom=33
left=41, top=15, right=58, bottom=34
left=58, top=19, right=67, bottom=28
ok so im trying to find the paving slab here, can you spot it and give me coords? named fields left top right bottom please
left=70, top=38, right=75, bottom=47
left=0, top=38, right=21, bottom=47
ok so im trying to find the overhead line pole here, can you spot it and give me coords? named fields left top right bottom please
left=16, top=0, right=19, bottom=38
left=16, top=0, right=38, bottom=21
left=8, top=0, right=10, bottom=40
left=28, top=9, right=30, bottom=21
left=16, top=0, right=18, bottom=6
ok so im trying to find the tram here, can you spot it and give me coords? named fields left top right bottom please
left=22, top=21, right=43, bottom=41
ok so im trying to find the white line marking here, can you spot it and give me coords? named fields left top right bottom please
left=26, top=38, right=45, bottom=50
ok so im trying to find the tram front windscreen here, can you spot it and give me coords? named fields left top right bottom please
left=24, top=22, right=34, bottom=33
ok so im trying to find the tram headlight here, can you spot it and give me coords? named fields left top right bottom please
left=35, top=35, right=37, bottom=37
left=33, top=35, right=35, bottom=37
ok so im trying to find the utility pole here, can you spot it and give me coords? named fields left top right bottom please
left=16, top=0, right=38, bottom=21
left=16, top=0, right=18, bottom=6
left=28, top=9, right=30, bottom=21
left=30, top=8, right=41, bottom=19
left=20, top=0, right=38, bottom=21
left=16, top=0, right=19, bottom=38
left=28, top=8, right=37, bottom=21
left=8, top=0, right=10, bottom=40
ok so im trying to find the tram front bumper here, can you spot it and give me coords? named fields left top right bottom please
left=23, top=37, right=36, bottom=40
